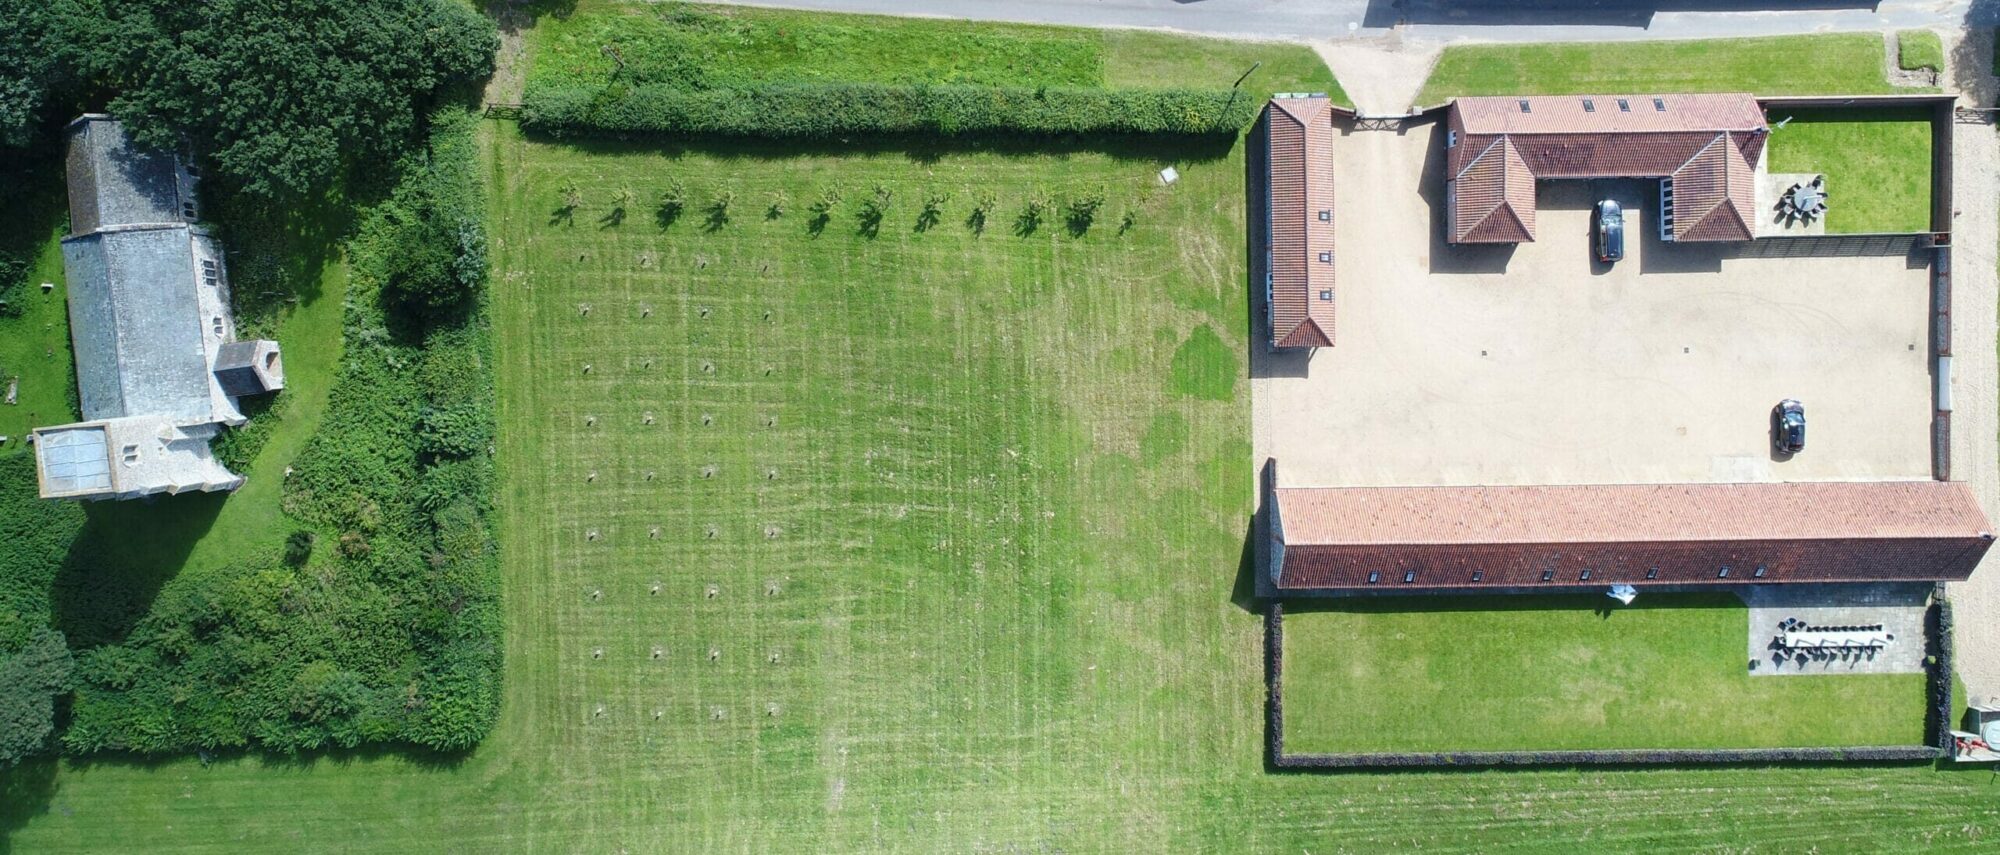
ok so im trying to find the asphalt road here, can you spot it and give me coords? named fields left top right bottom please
left=708, top=0, right=1992, bottom=43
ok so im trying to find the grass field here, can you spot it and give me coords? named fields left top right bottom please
left=532, top=1, right=1345, bottom=103
left=1765, top=107, right=1934, bottom=234
left=4, top=18, right=2000, bottom=852
left=1417, top=34, right=1905, bottom=102
left=9, top=113, right=1998, bottom=855
left=1283, top=595, right=1925, bottom=754
left=0, top=231, right=74, bottom=441
left=1899, top=29, right=1946, bottom=72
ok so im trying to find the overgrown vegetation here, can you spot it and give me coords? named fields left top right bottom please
left=62, top=110, right=499, bottom=755
left=0, top=454, right=82, bottom=766
left=533, top=1, right=1103, bottom=89
left=0, top=0, right=494, bottom=198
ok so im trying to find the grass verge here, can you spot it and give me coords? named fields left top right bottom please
left=531, top=0, right=1342, bottom=104
left=1418, top=34, right=1901, bottom=102
left=1282, top=595, right=1925, bottom=753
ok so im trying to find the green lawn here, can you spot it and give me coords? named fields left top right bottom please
left=1898, top=29, right=1945, bottom=72
left=1418, top=34, right=1903, bottom=102
left=1283, top=595, right=1925, bottom=754
left=0, top=231, right=74, bottom=441
left=533, top=0, right=1343, bottom=103
left=1764, top=107, right=1934, bottom=234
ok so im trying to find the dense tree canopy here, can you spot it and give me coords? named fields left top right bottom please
left=0, top=629, right=73, bottom=766
left=0, top=0, right=89, bottom=148
left=81, top=0, right=497, bottom=199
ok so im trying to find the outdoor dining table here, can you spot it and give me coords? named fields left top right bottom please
left=1781, top=629, right=1886, bottom=649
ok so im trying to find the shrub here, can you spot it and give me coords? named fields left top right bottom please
left=0, top=628, right=72, bottom=766
left=656, top=181, right=687, bottom=228
left=916, top=191, right=947, bottom=233
left=522, top=81, right=1258, bottom=140
left=282, top=531, right=316, bottom=567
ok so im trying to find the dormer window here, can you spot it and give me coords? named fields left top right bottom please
left=212, top=316, right=224, bottom=337
left=121, top=444, right=139, bottom=464
left=1447, top=130, right=1458, bottom=148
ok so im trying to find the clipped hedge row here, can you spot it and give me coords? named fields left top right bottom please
left=1274, top=745, right=1943, bottom=770
left=522, top=81, right=1259, bottom=140
left=1927, top=592, right=1953, bottom=749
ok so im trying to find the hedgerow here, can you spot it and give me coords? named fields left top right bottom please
left=63, top=108, right=499, bottom=755
left=522, top=81, right=1259, bottom=140
left=0, top=452, right=81, bottom=765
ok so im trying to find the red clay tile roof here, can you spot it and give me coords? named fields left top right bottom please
left=1444, top=94, right=1769, bottom=244
left=1668, top=133, right=1758, bottom=242
left=1266, top=97, right=1337, bottom=348
left=1451, top=138, right=1537, bottom=243
left=1273, top=481, right=1994, bottom=589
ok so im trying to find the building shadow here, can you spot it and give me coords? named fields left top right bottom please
left=1361, top=0, right=1879, bottom=30
left=0, top=757, right=57, bottom=852
left=51, top=492, right=227, bottom=648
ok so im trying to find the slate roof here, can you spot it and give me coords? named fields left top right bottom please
left=1272, top=481, right=1995, bottom=589
left=1265, top=96, right=1337, bottom=348
left=64, top=114, right=196, bottom=236
left=1445, top=94, right=1767, bottom=243
left=62, top=227, right=240, bottom=426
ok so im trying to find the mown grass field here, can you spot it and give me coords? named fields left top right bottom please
left=1284, top=595, right=1925, bottom=754
left=4, top=16, right=1999, bottom=851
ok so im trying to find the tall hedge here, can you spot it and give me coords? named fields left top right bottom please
left=522, top=81, right=1258, bottom=139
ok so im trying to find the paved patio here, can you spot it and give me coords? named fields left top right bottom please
left=1742, top=583, right=1931, bottom=676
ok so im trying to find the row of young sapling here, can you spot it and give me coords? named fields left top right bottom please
left=554, top=178, right=1145, bottom=238
left=583, top=519, right=786, bottom=541
left=582, top=579, right=789, bottom=721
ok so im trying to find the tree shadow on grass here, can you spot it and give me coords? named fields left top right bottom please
left=51, top=493, right=227, bottom=649
left=0, top=757, right=56, bottom=853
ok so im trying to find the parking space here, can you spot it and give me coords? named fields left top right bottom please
left=1252, top=118, right=1935, bottom=489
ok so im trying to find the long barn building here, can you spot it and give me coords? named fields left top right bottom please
left=1267, top=474, right=1994, bottom=592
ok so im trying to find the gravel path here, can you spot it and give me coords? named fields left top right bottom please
left=1942, top=28, right=2000, bottom=704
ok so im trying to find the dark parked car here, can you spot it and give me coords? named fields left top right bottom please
left=1773, top=399, right=1805, bottom=454
left=1594, top=199, right=1624, bottom=263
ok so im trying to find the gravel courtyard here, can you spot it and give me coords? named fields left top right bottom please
left=1253, top=117, right=1936, bottom=490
